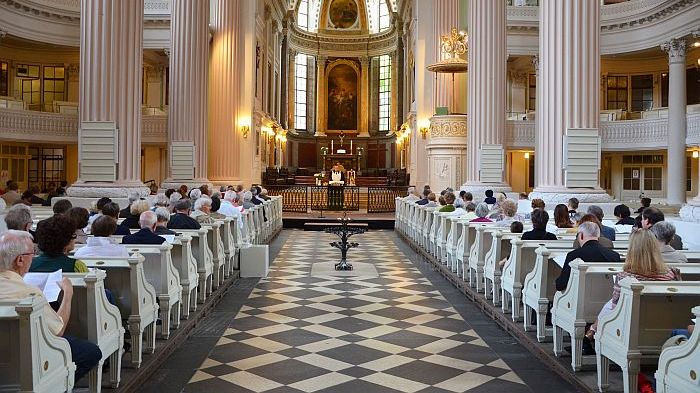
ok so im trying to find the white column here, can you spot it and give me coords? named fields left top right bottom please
left=462, top=0, right=509, bottom=192
left=530, top=0, right=611, bottom=203
left=208, top=0, right=248, bottom=185
left=165, top=0, right=210, bottom=186
left=663, top=39, right=687, bottom=206
left=69, top=0, right=148, bottom=197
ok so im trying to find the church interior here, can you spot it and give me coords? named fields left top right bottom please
left=1, top=0, right=700, bottom=392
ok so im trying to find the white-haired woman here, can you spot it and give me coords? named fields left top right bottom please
left=190, top=195, right=215, bottom=224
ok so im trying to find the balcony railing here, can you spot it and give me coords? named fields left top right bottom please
left=505, top=113, right=700, bottom=151
left=0, top=107, right=167, bottom=144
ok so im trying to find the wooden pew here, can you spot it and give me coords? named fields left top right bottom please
left=80, top=255, right=158, bottom=368
left=655, top=305, right=700, bottom=393
left=64, top=270, right=124, bottom=391
left=553, top=260, right=700, bottom=373
left=595, top=279, right=700, bottom=393
left=202, top=221, right=226, bottom=288
left=121, top=244, right=182, bottom=338
left=175, top=228, right=214, bottom=303
left=0, top=296, right=76, bottom=393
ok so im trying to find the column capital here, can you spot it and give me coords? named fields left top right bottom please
left=0, top=30, right=7, bottom=42
left=359, top=56, right=370, bottom=67
left=163, top=48, right=171, bottom=58
left=661, top=38, right=686, bottom=64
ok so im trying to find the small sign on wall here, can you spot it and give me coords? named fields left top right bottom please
left=632, top=169, right=640, bottom=179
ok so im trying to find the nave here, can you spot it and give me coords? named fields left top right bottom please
left=142, top=230, right=576, bottom=393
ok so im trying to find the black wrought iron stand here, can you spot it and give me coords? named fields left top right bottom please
left=325, top=212, right=367, bottom=271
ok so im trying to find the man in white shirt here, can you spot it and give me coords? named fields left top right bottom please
left=218, top=191, right=243, bottom=229
left=0, top=230, right=102, bottom=382
left=75, top=216, right=129, bottom=258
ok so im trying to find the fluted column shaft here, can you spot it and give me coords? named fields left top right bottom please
left=534, top=0, right=599, bottom=191
left=314, top=56, right=327, bottom=136
left=79, top=0, right=143, bottom=184
left=358, top=57, right=370, bottom=137
left=663, top=39, right=687, bottom=205
left=209, top=0, right=243, bottom=182
left=465, top=0, right=506, bottom=185
left=280, top=29, right=289, bottom=129
left=169, top=0, right=209, bottom=180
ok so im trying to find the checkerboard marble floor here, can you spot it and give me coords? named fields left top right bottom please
left=184, top=230, right=539, bottom=393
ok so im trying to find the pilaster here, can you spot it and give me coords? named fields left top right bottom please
left=314, top=55, right=327, bottom=137
left=358, top=56, right=370, bottom=138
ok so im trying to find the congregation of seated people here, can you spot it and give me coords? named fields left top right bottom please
left=0, top=179, right=272, bottom=386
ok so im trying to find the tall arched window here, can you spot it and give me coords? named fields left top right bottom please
left=294, top=53, right=308, bottom=130
left=368, top=0, right=391, bottom=33
left=378, top=55, right=391, bottom=132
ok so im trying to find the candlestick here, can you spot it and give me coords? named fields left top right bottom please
left=331, top=140, right=334, bottom=153
left=350, top=140, right=352, bottom=154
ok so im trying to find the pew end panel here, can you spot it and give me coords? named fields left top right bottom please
left=654, top=305, right=700, bottom=393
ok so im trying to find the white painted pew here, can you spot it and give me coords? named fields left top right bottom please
left=122, top=245, right=182, bottom=338
left=456, top=220, right=478, bottom=279
left=64, top=270, right=124, bottom=391
left=0, top=296, right=75, bottom=393
left=168, top=235, right=199, bottom=317
left=218, top=217, right=237, bottom=277
left=468, top=223, right=498, bottom=292
left=484, top=231, right=521, bottom=306
left=175, top=228, right=214, bottom=303
left=655, top=305, right=700, bottom=393
left=80, top=255, right=158, bottom=368
left=595, top=279, right=700, bottom=393
left=202, top=222, right=226, bottom=289
left=445, top=216, right=465, bottom=272
left=554, top=261, right=700, bottom=373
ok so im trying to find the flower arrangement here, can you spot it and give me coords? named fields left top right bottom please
left=314, top=172, right=325, bottom=186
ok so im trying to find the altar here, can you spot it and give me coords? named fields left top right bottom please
left=324, top=154, right=359, bottom=172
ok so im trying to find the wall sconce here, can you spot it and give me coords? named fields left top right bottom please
left=524, top=152, right=530, bottom=159
left=419, top=119, right=430, bottom=139
left=239, top=118, right=251, bottom=138
left=693, top=150, right=699, bottom=159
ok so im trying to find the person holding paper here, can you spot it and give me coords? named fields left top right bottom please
left=0, top=230, right=102, bottom=383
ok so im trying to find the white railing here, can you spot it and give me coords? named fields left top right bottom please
left=0, top=107, right=167, bottom=143
left=505, top=113, right=700, bottom=151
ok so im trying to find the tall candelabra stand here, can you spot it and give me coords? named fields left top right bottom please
left=325, top=212, right=367, bottom=271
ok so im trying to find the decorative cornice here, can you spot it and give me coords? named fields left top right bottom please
left=288, top=23, right=398, bottom=57
left=428, top=115, right=467, bottom=138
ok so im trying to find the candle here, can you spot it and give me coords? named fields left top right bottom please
left=350, top=140, right=353, bottom=154
left=331, top=140, right=334, bottom=153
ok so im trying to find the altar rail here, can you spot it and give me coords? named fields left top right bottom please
left=310, top=186, right=360, bottom=212
left=368, top=186, right=409, bottom=213
left=264, top=185, right=309, bottom=213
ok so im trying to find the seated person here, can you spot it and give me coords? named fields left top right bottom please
left=462, top=202, right=477, bottom=221
left=52, top=199, right=73, bottom=215
left=635, top=196, right=652, bottom=214
left=87, top=197, right=112, bottom=227
left=567, top=197, right=579, bottom=221
left=67, top=207, right=89, bottom=244
left=641, top=207, right=683, bottom=249
left=416, top=189, right=431, bottom=205
left=484, top=189, right=497, bottom=205
left=119, top=192, right=141, bottom=219
left=587, top=205, right=615, bottom=241
left=31, top=215, right=88, bottom=273
left=0, top=231, right=102, bottom=383
left=154, top=207, right=177, bottom=235
left=438, top=192, right=456, bottom=213
left=470, top=203, right=492, bottom=223
left=613, top=204, right=635, bottom=226
left=4, top=204, right=33, bottom=232
left=524, top=198, right=545, bottom=220
left=425, top=192, right=438, bottom=207
left=121, top=199, right=150, bottom=230
left=242, top=191, right=255, bottom=210
left=167, top=199, right=202, bottom=230
left=553, top=204, right=574, bottom=229
left=572, top=214, right=613, bottom=249
left=74, top=216, right=129, bottom=258
left=168, top=192, right=182, bottom=213
left=555, top=222, right=621, bottom=292
left=190, top=196, right=216, bottom=224
left=151, top=193, right=170, bottom=211
left=21, top=189, right=46, bottom=205
left=210, top=197, right=227, bottom=220
left=495, top=199, right=519, bottom=227
left=454, top=191, right=465, bottom=208
left=102, top=202, right=131, bottom=236
left=521, top=209, right=558, bottom=241
left=122, top=211, right=166, bottom=245
left=586, top=229, right=680, bottom=347
left=650, top=221, right=687, bottom=263
left=404, top=187, right=420, bottom=202
left=219, top=191, right=243, bottom=216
